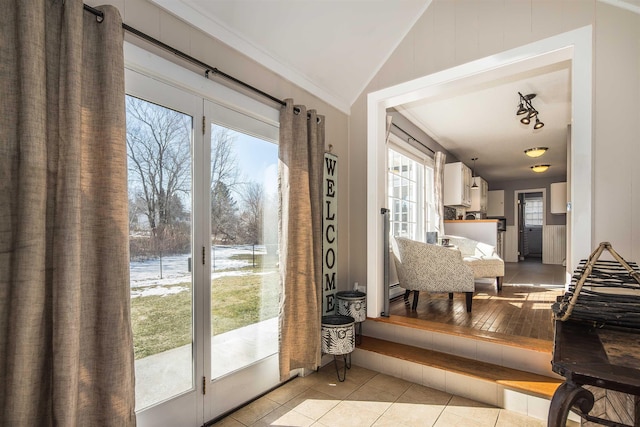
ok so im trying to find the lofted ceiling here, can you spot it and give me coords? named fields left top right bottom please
left=147, top=0, right=591, bottom=185
left=151, top=0, right=432, bottom=114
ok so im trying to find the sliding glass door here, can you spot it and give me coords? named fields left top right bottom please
left=125, top=62, right=281, bottom=426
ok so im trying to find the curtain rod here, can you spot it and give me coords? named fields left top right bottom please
left=391, top=123, right=435, bottom=154
left=83, top=3, right=302, bottom=112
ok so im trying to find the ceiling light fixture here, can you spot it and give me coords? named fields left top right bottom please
left=471, top=157, right=479, bottom=189
left=517, top=92, right=544, bottom=129
left=531, top=164, right=550, bottom=173
left=524, top=147, right=548, bottom=158
left=533, top=118, right=544, bottom=129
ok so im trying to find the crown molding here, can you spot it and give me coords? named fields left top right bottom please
left=150, top=0, right=351, bottom=114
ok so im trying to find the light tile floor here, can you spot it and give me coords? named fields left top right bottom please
left=211, top=363, right=553, bottom=427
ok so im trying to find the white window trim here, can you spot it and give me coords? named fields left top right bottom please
left=124, top=42, right=279, bottom=135
left=387, top=133, right=431, bottom=165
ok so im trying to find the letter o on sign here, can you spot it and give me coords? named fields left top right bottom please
left=325, top=248, right=335, bottom=269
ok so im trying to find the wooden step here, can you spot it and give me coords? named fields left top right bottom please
left=357, top=336, right=561, bottom=400
left=369, top=315, right=552, bottom=353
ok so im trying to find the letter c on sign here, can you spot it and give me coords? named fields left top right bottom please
left=326, top=224, right=335, bottom=244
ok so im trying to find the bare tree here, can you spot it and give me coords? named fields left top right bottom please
left=126, top=96, right=192, bottom=266
left=238, top=182, right=264, bottom=244
left=210, top=126, right=241, bottom=243
left=211, top=127, right=239, bottom=193
left=211, top=181, right=238, bottom=243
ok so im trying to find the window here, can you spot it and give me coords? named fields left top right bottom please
left=524, top=197, right=544, bottom=226
left=387, top=136, right=435, bottom=242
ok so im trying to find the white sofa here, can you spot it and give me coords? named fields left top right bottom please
left=444, top=235, right=505, bottom=291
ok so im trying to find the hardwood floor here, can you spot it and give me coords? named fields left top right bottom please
left=388, top=260, right=567, bottom=342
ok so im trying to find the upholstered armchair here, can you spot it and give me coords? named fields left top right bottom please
left=444, top=236, right=505, bottom=291
left=391, top=236, right=475, bottom=312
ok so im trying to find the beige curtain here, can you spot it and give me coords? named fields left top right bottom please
left=0, top=2, right=135, bottom=425
left=278, top=99, right=325, bottom=381
left=434, top=152, right=447, bottom=235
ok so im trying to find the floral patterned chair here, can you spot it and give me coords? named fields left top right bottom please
left=391, top=236, right=475, bottom=312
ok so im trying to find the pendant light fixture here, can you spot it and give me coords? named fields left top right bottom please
left=471, top=157, right=479, bottom=189
left=517, top=92, right=544, bottom=129
left=524, top=147, right=548, bottom=158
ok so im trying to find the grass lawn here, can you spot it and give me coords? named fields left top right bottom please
left=130, top=253, right=279, bottom=360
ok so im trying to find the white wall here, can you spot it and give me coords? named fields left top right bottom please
left=349, top=0, right=640, bottom=307
left=593, top=3, right=640, bottom=259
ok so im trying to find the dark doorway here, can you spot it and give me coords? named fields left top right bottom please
left=518, top=192, right=543, bottom=262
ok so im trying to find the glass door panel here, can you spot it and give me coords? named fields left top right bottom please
left=204, top=100, right=281, bottom=420
left=126, top=93, right=194, bottom=410
left=209, top=124, right=279, bottom=379
left=125, top=67, right=204, bottom=426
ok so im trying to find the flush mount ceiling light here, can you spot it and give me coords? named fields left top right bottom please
left=524, top=147, right=548, bottom=158
left=517, top=92, right=544, bottom=129
left=531, top=164, right=550, bottom=173
left=471, top=157, right=479, bottom=189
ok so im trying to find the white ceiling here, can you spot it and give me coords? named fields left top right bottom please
left=147, top=0, right=625, bottom=185
left=151, top=0, right=432, bottom=114
left=396, top=60, right=572, bottom=183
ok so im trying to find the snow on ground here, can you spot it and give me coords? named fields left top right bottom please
left=130, top=245, right=271, bottom=298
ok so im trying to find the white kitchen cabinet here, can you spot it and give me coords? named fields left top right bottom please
left=470, top=177, right=488, bottom=212
left=550, top=182, right=567, bottom=214
left=487, top=190, right=505, bottom=217
left=444, top=162, right=472, bottom=207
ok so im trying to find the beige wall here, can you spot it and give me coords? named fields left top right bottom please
left=86, top=0, right=351, bottom=289
left=349, top=0, right=640, bottom=288
left=593, top=3, right=640, bottom=259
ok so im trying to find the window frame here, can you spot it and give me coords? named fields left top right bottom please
left=387, top=133, right=435, bottom=242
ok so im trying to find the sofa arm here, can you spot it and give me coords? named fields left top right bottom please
left=476, top=241, right=498, bottom=257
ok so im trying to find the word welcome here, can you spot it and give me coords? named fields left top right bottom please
left=323, top=153, right=337, bottom=314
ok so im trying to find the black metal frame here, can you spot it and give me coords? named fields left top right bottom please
left=332, top=353, right=352, bottom=382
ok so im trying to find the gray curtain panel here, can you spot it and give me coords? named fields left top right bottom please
left=434, top=151, right=447, bottom=235
left=278, top=100, right=325, bottom=381
left=0, top=1, right=135, bottom=425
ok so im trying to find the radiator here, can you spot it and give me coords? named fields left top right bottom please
left=543, top=225, right=566, bottom=265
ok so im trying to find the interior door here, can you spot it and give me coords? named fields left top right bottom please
left=125, top=69, right=204, bottom=426
left=203, top=100, right=281, bottom=421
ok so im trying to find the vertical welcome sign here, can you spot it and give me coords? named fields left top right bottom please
left=323, top=152, right=338, bottom=315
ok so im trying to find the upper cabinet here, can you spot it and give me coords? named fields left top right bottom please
left=444, top=162, right=472, bottom=207
left=550, top=182, right=567, bottom=214
left=470, top=177, right=488, bottom=212
left=487, top=190, right=505, bottom=217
